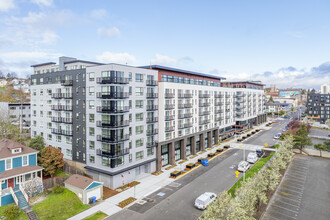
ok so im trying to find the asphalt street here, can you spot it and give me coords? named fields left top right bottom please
left=110, top=148, right=253, bottom=220
left=262, top=155, right=330, bottom=220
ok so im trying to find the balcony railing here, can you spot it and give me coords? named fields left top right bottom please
left=165, top=126, right=174, bottom=132
left=97, top=134, right=129, bottom=143
left=178, top=113, right=192, bottom=119
left=51, top=93, right=72, bottom=99
left=215, top=117, right=223, bottom=121
left=178, top=123, right=193, bottom=129
left=165, top=104, right=175, bottom=110
left=165, top=93, right=175, bottom=98
left=51, top=105, right=62, bottom=111
left=215, top=109, right=223, bottom=113
left=199, top=102, right=210, bottom=107
left=199, top=94, right=210, bottom=98
left=184, top=103, right=193, bottom=108
left=61, top=80, right=73, bottom=86
left=146, top=80, right=158, bottom=86
left=147, top=129, right=158, bottom=136
left=146, top=117, right=158, bottom=123
left=97, top=106, right=129, bottom=113
left=96, top=92, right=129, bottom=99
left=165, top=115, right=175, bottom=121
left=147, top=141, right=158, bottom=148
left=51, top=117, right=73, bottom=124
left=147, top=105, right=158, bottom=111
left=199, top=119, right=210, bottom=125
left=146, top=92, right=158, bottom=99
left=214, top=94, right=224, bottom=98
left=96, top=77, right=129, bottom=84
left=96, top=120, right=129, bottom=128
left=184, top=93, right=193, bottom=98
left=215, top=102, right=223, bottom=106
left=96, top=148, right=129, bottom=158
left=198, top=111, right=210, bottom=116
left=51, top=129, right=73, bottom=136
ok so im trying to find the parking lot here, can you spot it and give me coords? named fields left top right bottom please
left=262, top=155, right=330, bottom=220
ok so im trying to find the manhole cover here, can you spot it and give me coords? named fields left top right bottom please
left=137, top=200, right=146, bottom=205
left=168, top=182, right=181, bottom=188
left=157, top=192, right=165, bottom=196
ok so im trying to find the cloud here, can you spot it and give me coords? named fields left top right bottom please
left=0, top=51, right=61, bottom=59
left=96, top=51, right=136, bottom=64
left=31, top=0, right=53, bottom=7
left=97, top=27, right=120, bottom=37
left=150, top=54, right=194, bottom=66
left=0, top=0, right=15, bottom=12
left=91, top=9, right=107, bottom=19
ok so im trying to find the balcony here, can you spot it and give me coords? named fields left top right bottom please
left=215, top=101, right=223, bottom=106
left=146, top=117, right=158, bottom=123
left=215, top=109, right=223, bottom=113
left=97, top=134, right=129, bottom=143
left=96, top=77, right=129, bottom=84
left=215, top=117, right=223, bottom=121
left=51, top=117, right=61, bottom=123
left=147, top=105, right=158, bottom=111
left=61, top=80, right=73, bottom=86
left=51, top=93, right=62, bottom=99
left=199, top=102, right=210, bottom=107
left=199, top=119, right=210, bottom=125
left=165, top=126, right=174, bottom=132
left=147, top=129, right=158, bottom=136
left=199, top=94, right=210, bottom=98
left=165, top=115, right=175, bottom=121
left=178, top=123, right=193, bottom=129
left=236, top=93, right=244, bottom=97
left=96, top=120, right=129, bottom=128
left=146, top=80, right=158, bottom=86
left=51, top=105, right=62, bottom=111
left=214, top=94, right=224, bottom=98
left=184, top=103, right=193, bottom=108
left=97, top=106, right=129, bottom=113
left=165, top=93, right=175, bottom=98
left=147, top=92, right=158, bottom=99
left=147, top=141, right=158, bottom=148
left=165, top=104, right=175, bottom=110
left=51, top=129, right=72, bottom=136
left=51, top=117, right=72, bottom=124
left=96, top=148, right=129, bottom=158
left=198, top=111, right=210, bottom=116
left=184, top=93, right=193, bottom=98
left=178, top=113, right=192, bottom=119
left=96, top=92, right=129, bottom=99
left=62, top=105, right=73, bottom=111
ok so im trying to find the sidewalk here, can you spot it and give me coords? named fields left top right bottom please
left=69, top=122, right=270, bottom=219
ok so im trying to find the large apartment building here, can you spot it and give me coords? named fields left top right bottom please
left=30, top=57, right=266, bottom=189
left=306, top=93, right=330, bottom=123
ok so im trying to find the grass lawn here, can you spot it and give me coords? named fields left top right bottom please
left=33, top=188, right=90, bottom=220
left=0, top=87, right=6, bottom=91
left=83, top=211, right=108, bottom=220
left=53, top=170, right=69, bottom=177
left=228, top=151, right=275, bottom=196
left=0, top=204, right=28, bottom=220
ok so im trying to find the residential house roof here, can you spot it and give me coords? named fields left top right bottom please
left=0, top=165, right=43, bottom=179
left=0, top=139, right=38, bottom=159
left=64, top=174, right=98, bottom=190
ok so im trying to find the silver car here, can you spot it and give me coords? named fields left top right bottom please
left=194, top=192, right=217, bottom=210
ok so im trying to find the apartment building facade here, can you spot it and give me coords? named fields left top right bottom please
left=30, top=57, right=158, bottom=189
left=306, top=93, right=330, bottom=123
left=0, top=102, right=31, bottom=126
left=141, top=66, right=266, bottom=171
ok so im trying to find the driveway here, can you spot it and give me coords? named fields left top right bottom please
left=262, top=155, right=330, bottom=220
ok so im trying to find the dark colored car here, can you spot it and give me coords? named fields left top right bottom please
left=256, top=149, right=264, bottom=158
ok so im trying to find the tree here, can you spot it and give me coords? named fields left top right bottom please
left=29, top=135, right=45, bottom=151
left=268, top=96, right=274, bottom=103
left=293, top=124, right=312, bottom=153
left=313, top=143, right=327, bottom=157
left=199, top=191, right=233, bottom=219
left=3, top=204, right=20, bottom=220
left=38, top=146, right=65, bottom=177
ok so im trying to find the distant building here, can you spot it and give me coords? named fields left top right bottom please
left=264, top=102, right=292, bottom=114
left=321, top=84, right=330, bottom=94
left=0, top=102, right=31, bottom=127
left=306, top=93, right=330, bottom=123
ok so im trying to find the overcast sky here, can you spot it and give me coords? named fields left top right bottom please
left=0, top=0, right=329, bottom=89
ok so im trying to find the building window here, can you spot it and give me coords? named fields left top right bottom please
left=89, top=100, right=95, bottom=109
left=89, top=155, right=95, bottom=163
left=135, top=87, right=143, bottom=96
left=136, top=125, right=143, bottom=135
left=89, top=87, right=94, bottom=95
left=5, top=159, right=11, bottom=170
left=89, top=141, right=95, bottom=150
left=135, top=73, right=143, bottom=82
left=136, top=138, right=143, bottom=147
left=89, top=73, right=95, bottom=81
left=129, top=72, right=132, bottom=81
left=136, top=113, right=143, bottom=122
left=136, top=151, right=144, bottom=160
left=147, top=148, right=154, bottom=156
left=89, top=127, right=95, bottom=136
left=136, top=100, right=143, bottom=108
left=89, top=114, right=95, bottom=123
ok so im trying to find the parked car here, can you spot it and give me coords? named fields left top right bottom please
left=282, top=127, right=288, bottom=132
left=328, top=134, right=330, bottom=137
left=194, top=192, right=217, bottom=210
left=273, top=133, right=281, bottom=139
left=237, top=161, right=251, bottom=172
left=247, top=152, right=258, bottom=164
left=256, top=149, right=264, bottom=158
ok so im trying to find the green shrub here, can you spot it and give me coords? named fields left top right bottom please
left=52, top=184, right=64, bottom=194
left=3, top=204, right=20, bottom=220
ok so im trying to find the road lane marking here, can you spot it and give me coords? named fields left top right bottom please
left=271, top=204, right=299, bottom=214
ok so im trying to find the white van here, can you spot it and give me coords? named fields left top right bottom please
left=247, top=152, right=258, bottom=164
left=194, top=192, right=217, bottom=210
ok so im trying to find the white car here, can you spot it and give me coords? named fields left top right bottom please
left=273, top=133, right=281, bottom=139
left=237, top=161, right=251, bottom=172
left=194, top=192, right=217, bottom=210
left=247, top=152, right=258, bottom=164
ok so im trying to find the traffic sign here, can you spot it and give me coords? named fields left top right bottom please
left=235, top=170, right=239, bottom=178
left=265, top=143, right=268, bottom=148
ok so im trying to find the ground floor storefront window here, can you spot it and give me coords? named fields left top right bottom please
left=175, top=141, right=181, bottom=161
left=161, top=144, right=169, bottom=166
left=186, top=137, right=191, bottom=156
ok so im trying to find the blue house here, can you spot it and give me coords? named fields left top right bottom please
left=0, top=139, right=43, bottom=209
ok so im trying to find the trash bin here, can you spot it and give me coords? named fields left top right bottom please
left=201, top=159, right=209, bottom=166
left=92, top=196, right=96, bottom=203
left=89, top=197, right=93, bottom=204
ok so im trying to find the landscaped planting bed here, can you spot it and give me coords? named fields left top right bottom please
left=83, top=211, right=108, bottom=220
left=118, top=197, right=136, bottom=208
left=178, top=159, right=188, bottom=164
left=116, top=181, right=140, bottom=192
left=217, top=148, right=224, bottom=152
left=165, top=164, right=176, bottom=170
left=186, top=163, right=195, bottom=169
left=208, top=152, right=215, bottom=158
left=224, top=145, right=230, bottom=149
left=151, top=171, right=164, bottom=176
left=170, top=171, right=181, bottom=178
left=189, top=155, right=198, bottom=159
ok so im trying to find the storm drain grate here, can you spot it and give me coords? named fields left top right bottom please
left=137, top=200, right=147, bottom=205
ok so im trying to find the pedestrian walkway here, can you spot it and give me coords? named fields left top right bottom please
left=69, top=122, right=270, bottom=220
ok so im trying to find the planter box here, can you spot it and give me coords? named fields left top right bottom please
left=251, top=131, right=256, bottom=134
left=208, top=153, right=215, bottom=158
left=198, top=158, right=203, bottom=163
left=237, top=139, right=242, bottom=142
left=170, top=171, right=181, bottom=178
left=217, top=148, right=224, bottom=152
left=186, top=163, right=195, bottom=169
left=247, top=134, right=251, bottom=137
left=224, top=145, right=230, bottom=149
